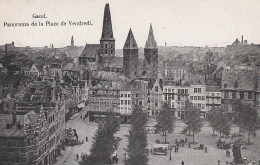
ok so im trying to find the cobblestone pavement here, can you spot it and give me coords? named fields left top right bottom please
left=55, top=110, right=260, bottom=165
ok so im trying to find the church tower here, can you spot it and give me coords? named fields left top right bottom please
left=144, top=24, right=158, bottom=79
left=71, top=35, right=74, bottom=47
left=100, top=4, right=115, bottom=59
left=123, top=28, right=139, bottom=79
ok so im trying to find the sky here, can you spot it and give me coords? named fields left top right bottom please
left=0, top=0, right=260, bottom=48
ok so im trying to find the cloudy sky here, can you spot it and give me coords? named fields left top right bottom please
left=0, top=0, right=260, bottom=48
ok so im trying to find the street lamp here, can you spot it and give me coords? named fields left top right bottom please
left=169, top=144, right=173, bottom=161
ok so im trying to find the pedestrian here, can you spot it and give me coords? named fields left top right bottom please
left=80, top=115, right=82, bottom=119
left=175, top=138, right=178, bottom=144
left=188, top=142, right=190, bottom=148
left=253, top=132, right=256, bottom=138
left=177, top=143, right=179, bottom=152
left=174, top=145, right=177, bottom=152
left=217, top=160, right=220, bottom=165
left=86, top=136, right=88, bottom=142
left=116, top=157, right=118, bottom=164
left=185, top=137, right=187, bottom=143
left=76, top=153, right=79, bottom=160
left=181, top=160, right=184, bottom=165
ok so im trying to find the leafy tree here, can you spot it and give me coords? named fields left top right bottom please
left=234, top=102, right=258, bottom=144
left=127, top=105, right=148, bottom=165
left=213, top=107, right=231, bottom=140
left=79, top=110, right=120, bottom=165
left=207, top=107, right=218, bottom=135
left=155, top=102, right=175, bottom=143
left=184, top=101, right=203, bottom=143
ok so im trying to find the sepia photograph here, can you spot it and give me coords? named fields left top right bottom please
left=0, top=0, right=260, bottom=164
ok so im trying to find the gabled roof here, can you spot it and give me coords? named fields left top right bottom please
left=145, top=24, right=157, bottom=49
left=222, top=69, right=257, bottom=91
left=80, top=44, right=99, bottom=58
left=232, top=39, right=242, bottom=46
left=123, top=28, right=138, bottom=49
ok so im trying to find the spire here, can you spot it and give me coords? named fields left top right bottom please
left=101, top=4, right=114, bottom=40
left=71, top=35, right=74, bottom=46
left=145, top=24, right=157, bottom=48
left=123, top=28, right=138, bottom=49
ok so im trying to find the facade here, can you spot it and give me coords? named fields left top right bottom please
left=148, top=79, right=163, bottom=117
left=189, top=84, right=207, bottom=118
left=206, top=86, right=221, bottom=111
left=163, top=60, right=187, bottom=81
left=221, top=69, right=257, bottom=113
left=89, top=81, right=121, bottom=112
left=120, top=80, right=148, bottom=122
left=0, top=102, right=65, bottom=165
left=162, top=81, right=189, bottom=119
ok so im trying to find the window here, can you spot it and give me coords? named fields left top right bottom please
left=198, top=103, right=201, bottom=108
left=155, top=102, right=158, bottom=107
left=202, top=96, right=205, bottom=100
left=194, top=88, right=197, bottom=93
left=105, top=49, right=107, bottom=54
left=136, top=94, right=139, bottom=97
left=105, top=44, right=107, bottom=48
left=111, top=44, right=113, bottom=48
left=155, top=86, right=158, bottom=92
left=198, top=88, right=201, bottom=93
left=240, top=92, right=244, bottom=100
left=190, top=96, right=193, bottom=100
left=232, top=91, right=236, bottom=99
left=178, top=111, right=180, bottom=117
left=139, top=101, right=142, bottom=106
left=178, top=95, right=181, bottom=100
left=178, top=89, right=181, bottom=93
left=111, top=49, right=113, bottom=54
left=128, top=100, right=131, bottom=105
left=198, top=96, right=201, bottom=100
left=128, top=94, right=131, bottom=98
left=212, top=93, right=215, bottom=96
left=185, top=89, right=188, bottom=93
left=202, top=104, right=205, bottom=109
left=224, top=91, right=228, bottom=99
left=194, top=96, right=197, bottom=100
left=248, top=92, right=252, bottom=100
left=125, top=100, right=127, bottom=104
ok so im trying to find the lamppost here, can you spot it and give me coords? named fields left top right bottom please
left=169, top=144, right=173, bottom=161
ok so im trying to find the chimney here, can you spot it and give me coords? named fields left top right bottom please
left=12, top=111, right=16, bottom=126
left=242, top=35, right=244, bottom=45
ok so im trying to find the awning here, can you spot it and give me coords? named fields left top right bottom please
left=77, top=103, right=85, bottom=109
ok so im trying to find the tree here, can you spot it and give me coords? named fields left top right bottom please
left=127, top=105, right=148, bottom=165
left=184, top=101, right=203, bottom=143
left=155, top=102, right=175, bottom=143
left=236, top=103, right=258, bottom=144
left=213, top=107, right=231, bottom=140
left=79, top=110, right=120, bottom=165
left=207, top=107, right=218, bottom=136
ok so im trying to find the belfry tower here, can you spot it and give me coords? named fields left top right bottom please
left=123, top=28, right=139, bottom=79
left=144, top=24, right=158, bottom=79
left=100, top=4, right=115, bottom=59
